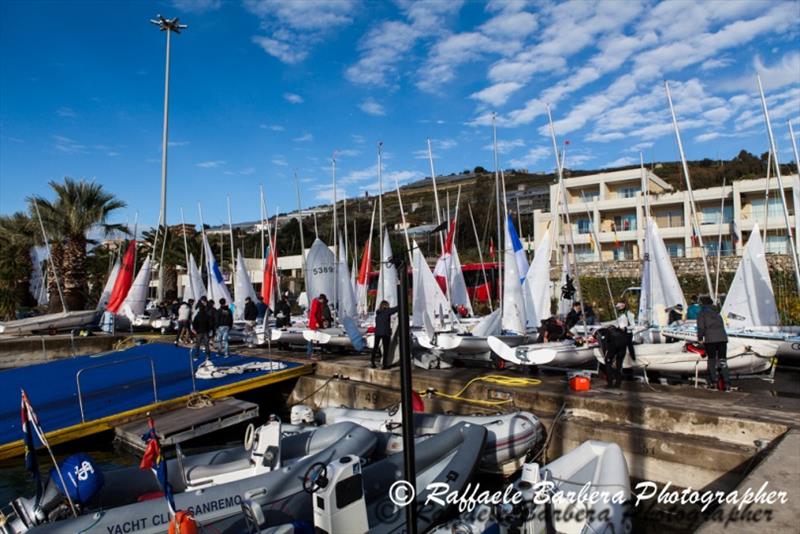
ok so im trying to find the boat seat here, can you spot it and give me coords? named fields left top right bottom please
left=184, top=458, right=251, bottom=483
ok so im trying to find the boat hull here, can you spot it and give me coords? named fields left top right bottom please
left=0, top=310, right=100, bottom=336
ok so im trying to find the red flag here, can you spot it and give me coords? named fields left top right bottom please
left=106, top=241, right=136, bottom=313
left=357, top=238, right=372, bottom=285
left=489, top=237, right=495, bottom=260
left=442, top=220, right=456, bottom=255
left=261, top=239, right=277, bottom=307
left=691, top=226, right=700, bottom=247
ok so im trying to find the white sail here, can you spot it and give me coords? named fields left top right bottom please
left=447, top=244, right=474, bottom=316
left=202, top=234, right=232, bottom=305
left=120, top=255, right=152, bottom=321
left=411, top=241, right=451, bottom=329
left=639, top=218, right=686, bottom=326
left=29, top=247, right=49, bottom=307
left=337, top=236, right=357, bottom=319
left=234, top=249, right=258, bottom=321
left=523, top=226, right=553, bottom=327
left=306, top=238, right=336, bottom=303
left=375, top=228, right=397, bottom=309
left=96, top=256, right=121, bottom=311
left=722, top=222, right=779, bottom=327
left=472, top=307, right=501, bottom=337
left=184, top=252, right=207, bottom=302
left=501, top=219, right=526, bottom=334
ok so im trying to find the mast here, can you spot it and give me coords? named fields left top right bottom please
left=292, top=173, right=306, bottom=276
left=32, top=200, right=67, bottom=312
left=640, top=152, right=651, bottom=325
left=180, top=207, right=193, bottom=300
left=790, top=121, right=800, bottom=176
left=467, top=203, right=493, bottom=312
left=343, top=197, right=349, bottom=269
left=665, top=80, right=714, bottom=299
left=377, top=142, right=385, bottom=301
left=259, top=184, right=266, bottom=283
left=492, top=113, right=503, bottom=307
left=427, top=139, right=446, bottom=254
left=394, top=172, right=413, bottom=265
left=197, top=203, right=206, bottom=286
left=757, top=74, right=800, bottom=295
left=547, top=105, right=587, bottom=331
left=763, top=148, right=773, bottom=243
left=227, top=195, right=235, bottom=288
left=332, top=153, right=338, bottom=311
left=714, top=177, right=727, bottom=302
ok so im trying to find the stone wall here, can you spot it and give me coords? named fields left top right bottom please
left=556, top=254, right=795, bottom=280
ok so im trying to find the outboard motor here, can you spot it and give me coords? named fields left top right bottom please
left=249, top=419, right=281, bottom=470
left=8, top=454, right=103, bottom=531
left=290, top=405, right=314, bottom=425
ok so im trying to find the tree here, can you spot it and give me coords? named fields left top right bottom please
left=0, top=212, right=36, bottom=319
left=28, top=178, right=126, bottom=311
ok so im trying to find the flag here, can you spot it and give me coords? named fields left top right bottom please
left=507, top=215, right=529, bottom=282
left=262, top=239, right=277, bottom=308
left=430, top=219, right=448, bottom=234
left=21, top=391, right=42, bottom=507
left=434, top=220, right=457, bottom=292
left=588, top=233, right=597, bottom=251
left=106, top=241, right=136, bottom=313
left=611, top=223, right=621, bottom=249
left=489, top=237, right=495, bottom=260
left=140, top=417, right=176, bottom=516
left=691, top=226, right=700, bottom=247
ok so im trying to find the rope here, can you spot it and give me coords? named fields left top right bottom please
left=187, top=393, right=214, bottom=409
left=425, top=374, right=542, bottom=407
left=292, top=376, right=336, bottom=406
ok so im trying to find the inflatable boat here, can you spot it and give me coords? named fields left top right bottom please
left=487, top=336, right=597, bottom=367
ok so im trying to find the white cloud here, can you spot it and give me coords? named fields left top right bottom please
left=196, top=160, right=226, bottom=168
left=701, top=56, right=734, bottom=71
left=293, top=133, right=313, bottom=142
left=283, top=92, right=304, bottom=104
left=52, top=135, right=87, bottom=154
left=272, top=156, right=288, bottom=166
left=239, top=167, right=256, bottom=175
left=168, top=140, right=190, bottom=147
left=351, top=134, right=365, bottom=144
left=470, top=82, right=522, bottom=107
left=259, top=123, right=285, bottom=131
left=246, top=0, right=357, bottom=64
left=509, top=146, right=552, bottom=168
left=605, top=156, right=637, bottom=168
left=483, top=138, right=525, bottom=154
left=56, top=107, right=77, bottom=118
left=336, top=149, right=361, bottom=157
left=359, top=98, right=385, bottom=116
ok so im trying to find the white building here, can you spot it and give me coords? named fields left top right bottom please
left=531, top=168, right=800, bottom=262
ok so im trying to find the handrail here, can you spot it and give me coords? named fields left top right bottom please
left=76, top=355, right=158, bottom=423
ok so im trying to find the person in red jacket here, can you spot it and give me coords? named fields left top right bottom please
left=307, top=293, right=328, bottom=356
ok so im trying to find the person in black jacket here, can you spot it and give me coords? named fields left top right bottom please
left=243, top=296, right=259, bottom=347
left=275, top=292, right=292, bottom=328
left=191, top=301, right=212, bottom=362
left=697, top=296, right=730, bottom=390
left=372, top=300, right=399, bottom=369
left=216, top=298, right=233, bottom=358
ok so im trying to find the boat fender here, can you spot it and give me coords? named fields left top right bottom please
left=290, top=404, right=315, bottom=425
left=168, top=510, right=198, bottom=534
left=520, top=462, right=540, bottom=484
left=244, top=423, right=256, bottom=450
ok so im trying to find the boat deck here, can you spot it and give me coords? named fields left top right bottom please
left=0, top=342, right=311, bottom=459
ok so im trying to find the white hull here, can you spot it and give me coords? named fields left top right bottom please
left=594, top=338, right=776, bottom=375
left=0, top=310, right=100, bottom=335
left=488, top=336, right=596, bottom=367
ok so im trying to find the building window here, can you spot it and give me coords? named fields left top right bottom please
left=575, top=219, right=592, bottom=234
left=619, top=187, right=640, bottom=199
left=765, top=234, right=789, bottom=254
left=751, top=198, right=785, bottom=220
left=705, top=238, right=733, bottom=257
left=655, top=209, right=684, bottom=228
left=612, top=243, right=635, bottom=260
left=613, top=214, right=637, bottom=231
left=701, top=205, right=733, bottom=225
left=574, top=245, right=595, bottom=262
left=666, top=242, right=684, bottom=258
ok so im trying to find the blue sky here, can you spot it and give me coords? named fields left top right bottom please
left=1, top=0, right=798, bottom=230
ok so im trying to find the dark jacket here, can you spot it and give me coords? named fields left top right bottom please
left=256, top=301, right=268, bottom=319
left=374, top=306, right=399, bottom=336
left=244, top=301, right=258, bottom=321
left=565, top=308, right=582, bottom=329
left=697, top=306, right=727, bottom=343
left=193, top=306, right=211, bottom=334
left=217, top=306, right=233, bottom=328
left=275, top=299, right=292, bottom=328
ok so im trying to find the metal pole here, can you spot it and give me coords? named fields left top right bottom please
left=492, top=114, right=503, bottom=308
left=665, top=80, right=714, bottom=297
left=467, top=203, right=493, bottom=312
left=640, top=153, right=651, bottom=324
left=394, top=253, right=418, bottom=534
left=394, top=174, right=413, bottom=266
left=714, top=178, right=727, bottom=303
left=377, top=142, right=385, bottom=305
left=32, top=200, right=67, bottom=313
left=757, top=75, right=800, bottom=295
left=790, top=121, right=800, bottom=176
left=180, top=208, right=192, bottom=300
left=763, top=148, right=773, bottom=243
left=159, top=29, right=171, bottom=229
left=227, top=195, right=236, bottom=286
left=426, top=139, right=453, bottom=312
left=332, top=154, right=339, bottom=313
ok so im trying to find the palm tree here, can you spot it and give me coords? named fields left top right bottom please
left=28, top=178, right=126, bottom=311
left=0, top=212, right=36, bottom=319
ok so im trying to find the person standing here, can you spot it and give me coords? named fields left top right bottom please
left=686, top=295, right=701, bottom=320
left=372, top=300, right=399, bottom=369
left=615, top=301, right=637, bottom=361
left=565, top=301, right=583, bottom=330
left=275, top=292, right=292, bottom=328
left=256, top=294, right=269, bottom=323
left=243, top=296, right=258, bottom=348
left=207, top=300, right=217, bottom=346
left=175, top=299, right=191, bottom=345
left=307, top=293, right=326, bottom=357
left=697, top=296, right=730, bottom=391
left=191, top=300, right=212, bottom=362
left=216, top=298, right=233, bottom=358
